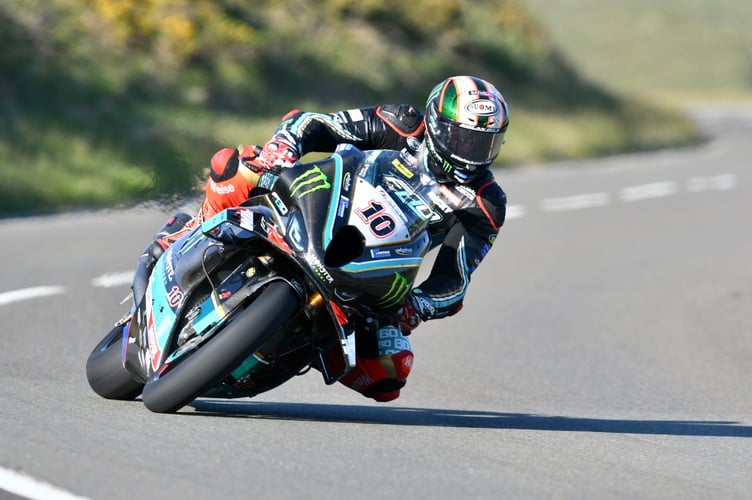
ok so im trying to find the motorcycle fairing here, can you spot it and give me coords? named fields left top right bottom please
left=143, top=255, right=180, bottom=371
left=124, top=217, right=287, bottom=381
left=273, top=145, right=438, bottom=311
left=189, top=204, right=358, bottom=385
left=120, top=144, right=438, bottom=394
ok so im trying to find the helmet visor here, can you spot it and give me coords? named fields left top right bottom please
left=432, top=113, right=505, bottom=167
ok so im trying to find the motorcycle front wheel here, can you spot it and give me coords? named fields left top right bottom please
left=86, top=322, right=144, bottom=400
left=141, top=280, right=301, bottom=413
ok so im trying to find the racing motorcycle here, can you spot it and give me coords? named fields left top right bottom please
left=85, top=144, right=439, bottom=413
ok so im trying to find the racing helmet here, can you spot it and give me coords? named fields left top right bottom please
left=424, top=76, right=509, bottom=183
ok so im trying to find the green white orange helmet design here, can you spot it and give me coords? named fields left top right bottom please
left=425, top=76, right=509, bottom=183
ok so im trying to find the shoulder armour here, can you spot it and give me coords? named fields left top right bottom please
left=375, top=104, right=425, bottom=137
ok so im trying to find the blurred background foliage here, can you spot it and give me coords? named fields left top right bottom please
left=3, top=0, right=742, bottom=215
left=524, top=0, right=752, bottom=103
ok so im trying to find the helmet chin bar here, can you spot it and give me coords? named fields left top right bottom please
left=424, top=135, right=452, bottom=182
left=425, top=134, right=481, bottom=184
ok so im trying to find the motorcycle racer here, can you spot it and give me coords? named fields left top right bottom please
left=133, top=75, right=509, bottom=402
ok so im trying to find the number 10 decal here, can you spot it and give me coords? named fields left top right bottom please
left=356, top=200, right=396, bottom=238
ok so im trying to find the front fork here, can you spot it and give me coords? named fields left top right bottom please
left=308, top=291, right=358, bottom=384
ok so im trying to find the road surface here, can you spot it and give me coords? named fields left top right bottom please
left=1, top=106, right=750, bottom=499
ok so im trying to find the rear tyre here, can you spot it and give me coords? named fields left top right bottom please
left=141, top=281, right=300, bottom=413
left=86, top=323, right=144, bottom=400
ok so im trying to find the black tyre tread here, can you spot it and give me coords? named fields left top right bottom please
left=86, top=324, right=144, bottom=400
left=141, top=281, right=299, bottom=413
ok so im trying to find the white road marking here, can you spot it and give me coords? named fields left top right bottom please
left=539, top=192, right=610, bottom=212
left=503, top=172, right=738, bottom=220
left=619, top=181, right=678, bottom=202
left=0, top=286, right=66, bottom=306
left=0, top=467, right=91, bottom=500
left=506, top=204, right=527, bottom=220
left=686, top=174, right=738, bottom=192
left=91, top=271, right=133, bottom=288
left=0, top=173, right=739, bottom=305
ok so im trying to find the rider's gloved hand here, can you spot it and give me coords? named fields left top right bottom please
left=239, top=134, right=299, bottom=174
left=238, top=144, right=262, bottom=166
left=254, top=134, right=299, bottom=173
left=396, top=290, right=435, bottom=333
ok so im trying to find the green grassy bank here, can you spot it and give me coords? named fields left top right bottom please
left=0, top=0, right=700, bottom=217
left=524, top=0, right=752, bottom=103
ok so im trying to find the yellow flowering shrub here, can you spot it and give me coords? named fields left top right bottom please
left=87, top=0, right=256, bottom=67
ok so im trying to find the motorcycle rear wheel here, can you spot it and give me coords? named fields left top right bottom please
left=86, top=323, right=144, bottom=400
left=141, top=280, right=300, bottom=413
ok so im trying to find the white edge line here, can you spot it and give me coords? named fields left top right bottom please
left=0, top=286, right=66, bottom=306
left=686, top=174, right=738, bottom=192
left=0, top=467, right=91, bottom=500
left=619, top=181, right=678, bottom=202
left=539, top=192, right=610, bottom=212
left=91, top=271, right=134, bottom=288
left=505, top=204, right=526, bottom=219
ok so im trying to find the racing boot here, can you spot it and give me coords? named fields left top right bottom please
left=339, top=325, right=414, bottom=402
left=131, top=212, right=194, bottom=308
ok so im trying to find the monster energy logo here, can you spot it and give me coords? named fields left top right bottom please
left=377, top=273, right=410, bottom=308
left=289, top=165, right=331, bottom=198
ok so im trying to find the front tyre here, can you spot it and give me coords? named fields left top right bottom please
left=86, top=323, right=144, bottom=400
left=141, top=281, right=300, bottom=413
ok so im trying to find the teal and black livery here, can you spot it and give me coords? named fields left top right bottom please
left=272, top=144, right=438, bottom=312
left=124, top=212, right=281, bottom=381
left=104, top=143, right=441, bottom=411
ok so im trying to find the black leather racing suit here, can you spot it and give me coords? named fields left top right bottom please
left=271, top=104, right=508, bottom=320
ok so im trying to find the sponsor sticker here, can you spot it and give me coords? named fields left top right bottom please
left=370, top=248, right=391, bottom=259
left=166, top=285, right=184, bottom=309
left=290, top=165, right=331, bottom=198
left=306, top=254, right=334, bottom=283
left=465, top=99, right=499, bottom=116
left=337, top=196, right=350, bottom=217
left=376, top=273, right=411, bottom=308
left=270, top=192, right=289, bottom=215
left=391, top=158, right=414, bottom=179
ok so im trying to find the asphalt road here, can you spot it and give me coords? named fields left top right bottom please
left=1, top=106, right=750, bottom=500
